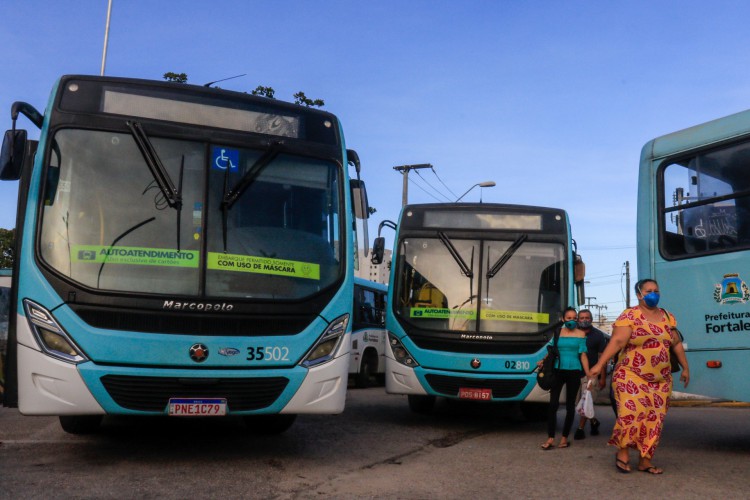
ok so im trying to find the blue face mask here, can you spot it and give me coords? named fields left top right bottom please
left=643, top=292, right=660, bottom=307
left=563, top=320, right=578, bottom=330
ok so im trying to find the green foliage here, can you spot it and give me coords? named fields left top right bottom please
left=251, top=86, right=276, bottom=99
left=162, top=71, right=324, bottom=107
left=293, top=91, right=325, bottom=108
left=0, top=228, right=15, bottom=268
left=163, top=72, right=188, bottom=83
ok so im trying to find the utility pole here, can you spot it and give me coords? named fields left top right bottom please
left=393, top=164, right=432, bottom=207
left=624, top=261, right=631, bottom=307
left=585, top=296, right=597, bottom=308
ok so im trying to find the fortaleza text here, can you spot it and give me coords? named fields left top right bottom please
left=705, top=311, right=750, bottom=333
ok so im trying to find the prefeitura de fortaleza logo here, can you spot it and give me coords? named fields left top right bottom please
left=714, top=273, right=750, bottom=304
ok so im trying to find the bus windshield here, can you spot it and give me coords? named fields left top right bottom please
left=39, top=128, right=342, bottom=299
left=394, top=236, right=563, bottom=334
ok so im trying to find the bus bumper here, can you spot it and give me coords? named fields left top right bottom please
left=384, top=356, right=429, bottom=395
left=17, top=343, right=105, bottom=416
left=280, top=351, right=348, bottom=414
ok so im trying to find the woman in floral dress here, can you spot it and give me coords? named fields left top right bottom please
left=590, top=279, right=690, bottom=474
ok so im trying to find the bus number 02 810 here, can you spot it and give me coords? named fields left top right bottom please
left=505, top=360, right=531, bottom=370
left=246, top=346, right=290, bottom=361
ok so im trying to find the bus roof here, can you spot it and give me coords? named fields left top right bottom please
left=642, top=107, right=750, bottom=162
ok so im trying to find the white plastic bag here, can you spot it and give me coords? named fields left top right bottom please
left=576, top=381, right=595, bottom=419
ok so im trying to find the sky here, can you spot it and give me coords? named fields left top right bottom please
left=2, top=0, right=750, bottom=323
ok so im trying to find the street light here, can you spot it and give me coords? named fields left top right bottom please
left=455, top=181, right=496, bottom=202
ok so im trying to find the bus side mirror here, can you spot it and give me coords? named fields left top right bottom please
left=1, top=129, right=36, bottom=181
left=574, top=254, right=586, bottom=305
left=371, top=237, right=385, bottom=265
left=351, top=178, right=370, bottom=257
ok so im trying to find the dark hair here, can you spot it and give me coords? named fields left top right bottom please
left=562, top=306, right=578, bottom=317
left=578, top=309, right=592, bottom=317
left=635, top=278, right=658, bottom=296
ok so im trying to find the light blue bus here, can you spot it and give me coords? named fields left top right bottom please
left=0, top=75, right=370, bottom=433
left=638, top=109, right=750, bottom=402
left=371, top=203, right=585, bottom=416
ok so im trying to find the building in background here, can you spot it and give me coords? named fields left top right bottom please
left=356, top=249, right=391, bottom=285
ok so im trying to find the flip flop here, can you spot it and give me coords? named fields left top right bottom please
left=615, top=458, right=630, bottom=474
left=638, top=466, right=663, bottom=475
left=541, top=442, right=554, bottom=450
left=557, top=442, right=570, bottom=448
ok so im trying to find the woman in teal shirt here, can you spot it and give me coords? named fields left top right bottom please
left=540, top=307, right=590, bottom=449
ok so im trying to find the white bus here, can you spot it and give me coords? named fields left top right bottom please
left=0, top=269, right=10, bottom=398
left=350, top=277, right=388, bottom=387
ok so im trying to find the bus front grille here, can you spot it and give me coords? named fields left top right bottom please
left=425, top=374, right=527, bottom=399
left=100, top=375, right=289, bottom=412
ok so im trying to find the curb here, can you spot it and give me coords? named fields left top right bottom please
left=669, top=399, right=750, bottom=408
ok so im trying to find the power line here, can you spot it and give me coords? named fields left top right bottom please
left=408, top=176, right=446, bottom=203
left=413, top=169, right=452, bottom=202
left=429, top=167, right=459, bottom=199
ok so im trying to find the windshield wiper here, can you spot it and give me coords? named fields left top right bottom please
left=126, top=121, right=184, bottom=250
left=485, top=234, right=527, bottom=305
left=486, top=234, right=528, bottom=279
left=126, top=121, right=182, bottom=209
left=220, top=142, right=282, bottom=252
left=438, top=231, right=475, bottom=304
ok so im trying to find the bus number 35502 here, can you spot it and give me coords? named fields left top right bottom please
left=247, top=346, right=290, bottom=361
left=504, top=360, right=531, bottom=370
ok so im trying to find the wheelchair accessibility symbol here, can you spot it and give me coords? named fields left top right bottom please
left=212, top=146, right=239, bottom=171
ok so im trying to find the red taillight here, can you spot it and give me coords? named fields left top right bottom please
left=706, top=360, right=723, bottom=369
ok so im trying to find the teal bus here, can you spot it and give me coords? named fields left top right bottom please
left=638, top=109, right=750, bottom=402
left=0, top=75, right=370, bottom=433
left=371, top=203, right=585, bottom=416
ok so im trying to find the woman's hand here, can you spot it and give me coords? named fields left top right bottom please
left=680, top=368, right=690, bottom=388
left=589, top=362, right=602, bottom=380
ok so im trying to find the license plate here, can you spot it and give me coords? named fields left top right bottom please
left=458, top=387, right=492, bottom=401
left=168, top=398, right=227, bottom=416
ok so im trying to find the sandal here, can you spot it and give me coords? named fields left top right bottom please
left=557, top=441, right=570, bottom=448
left=638, top=466, right=663, bottom=475
left=615, top=458, right=630, bottom=474
left=541, top=440, right=555, bottom=450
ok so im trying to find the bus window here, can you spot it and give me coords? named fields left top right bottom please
left=661, top=142, right=750, bottom=258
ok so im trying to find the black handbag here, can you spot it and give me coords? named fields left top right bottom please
left=537, top=328, right=561, bottom=391
left=662, top=309, right=684, bottom=373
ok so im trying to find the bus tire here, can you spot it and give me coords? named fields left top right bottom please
left=243, top=414, right=297, bottom=434
left=407, top=395, right=436, bottom=414
left=520, top=402, right=549, bottom=422
left=58, top=415, right=103, bottom=434
left=355, top=352, right=376, bottom=388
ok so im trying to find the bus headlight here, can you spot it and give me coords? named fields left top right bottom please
left=301, top=314, right=349, bottom=368
left=23, top=299, right=88, bottom=364
left=388, top=332, right=418, bottom=367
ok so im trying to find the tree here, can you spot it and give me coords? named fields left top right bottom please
left=251, top=86, right=275, bottom=99
left=0, top=228, right=14, bottom=268
left=163, top=72, right=188, bottom=84
left=162, top=72, right=324, bottom=107
left=293, top=91, right=324, bottom=108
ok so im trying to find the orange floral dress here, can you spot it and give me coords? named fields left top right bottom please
left=609, top=306, right=678, bottom=459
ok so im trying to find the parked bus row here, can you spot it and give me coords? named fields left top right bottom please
left=2, top=74, right=748, bottom=435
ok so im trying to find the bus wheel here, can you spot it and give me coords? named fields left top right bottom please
left=520, top=402, right=549, bottom=422
left=355, top=354, right=376, bottom=388
left=407, top=395, right=436, bottom=415
left=59, top=415, right=103, bottom=434
left=243, top=414, right=297, bottom=434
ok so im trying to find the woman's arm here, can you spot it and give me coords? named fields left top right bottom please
left=589, top=326, right=630, bottom=379
left=672, top=341, right=690, bottom=388
left=580, top=352, right=590, bottom=378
